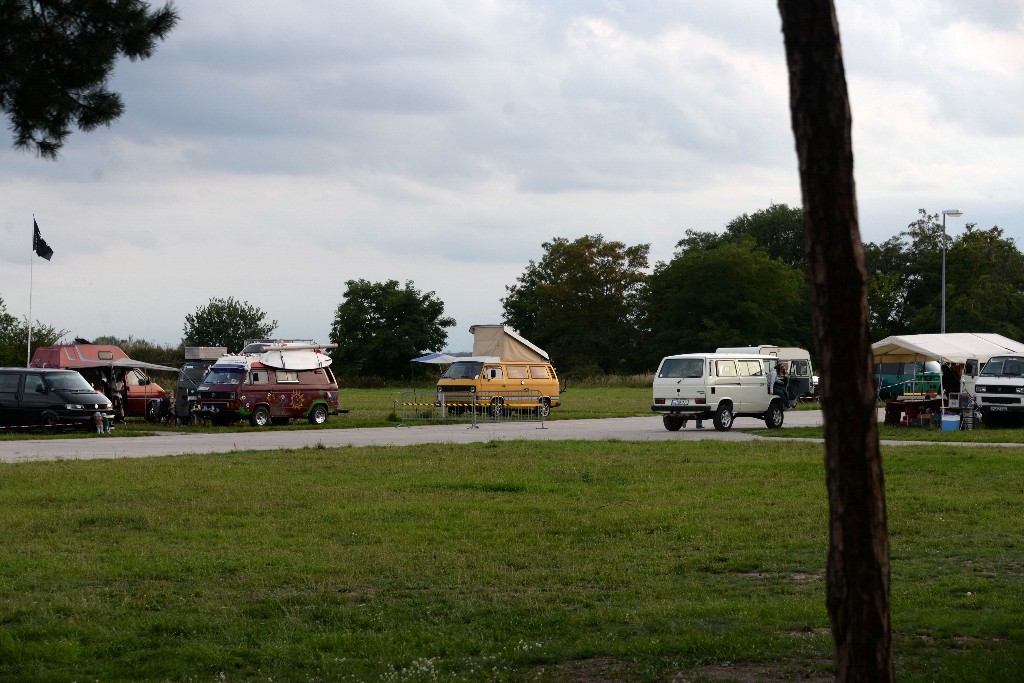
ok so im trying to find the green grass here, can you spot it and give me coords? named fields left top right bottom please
left=1, top=440, right=1021, bottom=681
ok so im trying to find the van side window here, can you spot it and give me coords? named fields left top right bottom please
left=529, top=365, right=549, bottom=379
left=791, top=360, right=809, bottom=376
left=737, top=360, right=762, bottom=376
left=507, top=366, right=529, bottom=379
left=715, top=361, right=737, bottom=377
left=24, top=374, right=45, bottom=393
left=485, top=366, right=503, bottom=380
left=0, top=374, right=20, bottom=393
left=275, top=370, right=299, bottom=383
left=249, top=370, right=267, bottom=384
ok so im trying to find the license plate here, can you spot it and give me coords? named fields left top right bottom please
left=670, top=398, right=689, bottom=406
left=990, top=406, right=1008, bottom=412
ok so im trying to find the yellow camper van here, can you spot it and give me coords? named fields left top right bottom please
left=436, top=325, right=561, bottom=416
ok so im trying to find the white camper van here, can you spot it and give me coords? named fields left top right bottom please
left=652, top=352, right=786, bottom=431
left=964, top=354, right=1024, bottom=427
left=716, top=345, right=818, bottom=401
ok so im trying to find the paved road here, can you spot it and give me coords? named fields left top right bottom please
left=0, top=411, right=831, bottom=463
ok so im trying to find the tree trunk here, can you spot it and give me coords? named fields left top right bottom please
left=776, top=2, right=894, bottom=680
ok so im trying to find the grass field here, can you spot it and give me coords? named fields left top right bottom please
left=1, top=438, right=1021, bottom=681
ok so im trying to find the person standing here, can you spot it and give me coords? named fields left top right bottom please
left=112, top=372, right=126, bottom=422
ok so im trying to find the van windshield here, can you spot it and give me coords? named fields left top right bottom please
left=179, top=363, right=211, bottom=387
left=980, top=356, right=1024, bottom=377
left=44, top=372, right=95, bottom=393
left=442, top=362, right=483, bottom=380
left=204, top=368, right=245, bottom=385
left=658, top=358, right=704, bottom=379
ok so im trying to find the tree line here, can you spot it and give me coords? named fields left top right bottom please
left=505, top=205, right=1024, bottom=375
left=4, top=204, right=1021, bottom=378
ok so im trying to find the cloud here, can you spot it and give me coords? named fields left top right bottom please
left=1, top=0, right=1021, bottom=352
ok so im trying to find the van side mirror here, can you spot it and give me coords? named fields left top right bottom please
left=965, top=359, right=979, bottom=377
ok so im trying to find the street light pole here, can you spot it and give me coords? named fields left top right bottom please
left=941, top=209, right=964, bottom=334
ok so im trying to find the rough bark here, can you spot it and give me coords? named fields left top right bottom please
left=777, top=2, right=894, bottom=680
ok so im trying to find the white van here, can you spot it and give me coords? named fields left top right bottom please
left=964, top=355, right=1024, bottom=427
left=716, top=345, right=818, bottom=400
left=651, top=353, right=786, bottom=431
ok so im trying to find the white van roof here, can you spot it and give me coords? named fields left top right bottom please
left=661, top=352, right=779, bottom=361
left=716, top=345, right=811, bottom=360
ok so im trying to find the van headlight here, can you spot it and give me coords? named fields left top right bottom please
left=65, top=403, right=84, bottom=410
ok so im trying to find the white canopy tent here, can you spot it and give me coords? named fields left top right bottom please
left=871, top=333, right=1024, bottom=365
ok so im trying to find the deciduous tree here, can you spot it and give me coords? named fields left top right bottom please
left=0, top=0, right=179, bottom=158
left=182, top=297, right=276, bottom=354
left=864, top=211, right=1024, bottom=339
left=724, top=203, right=807, bottom=270
left=646, top=238, right=810, bottom=363
left=329, top=279, right=455, bottom=379
left=502, top=235, right=649, bottom=374
left=0, top=295, right=64, bottom=366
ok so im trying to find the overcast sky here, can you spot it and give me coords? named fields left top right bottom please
left=2, top=0, right=1022, bottom=353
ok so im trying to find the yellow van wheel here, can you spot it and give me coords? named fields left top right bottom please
left=490, top=397, right=504, bottom=418
left=539, top=398, right=551, bottom=417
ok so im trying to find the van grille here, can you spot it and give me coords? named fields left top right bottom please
left=438, top=385, right=475, bottom=394
left=197, top=391, right=235, bottom=400
left=977, top=385, right=1020, bottom=395
left=983, top=396, right=1020, bottom=405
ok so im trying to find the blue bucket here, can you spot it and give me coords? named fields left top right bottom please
left=941, top=414, right=960, bottom=431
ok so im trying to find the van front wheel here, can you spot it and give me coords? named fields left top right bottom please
left=713, top=404, right=734, bottom=431
left=40, top=411, right=60, bottom=435
left=249, top=406, right=271, bottom=427
left=490, top=397, right=504, bottom=418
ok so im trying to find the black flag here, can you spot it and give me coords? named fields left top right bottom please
left=33, top=219, right=53, bottom=261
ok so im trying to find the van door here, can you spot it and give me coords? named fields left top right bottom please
left=20, top=373, right=51, bottom=425
left=713, top=359, right=740, bottom=409
left=789, top=359, right=811, bottom=398
left=736, top=359, right=768, bottom=412
left=480, top=364, right=508, bottom=398
left=0, top=372, right=22, bottom=426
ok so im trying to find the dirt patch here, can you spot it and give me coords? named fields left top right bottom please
left=534, top=658, right=834, bottom=682
left=672, top=662, right=833, bottom=682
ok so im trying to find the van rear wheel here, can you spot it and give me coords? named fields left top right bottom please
left=308, top=404, right=328, bottom=425
left=663, top=415, right=686, bottom=431
left=765, top=402, right=785, bottom=429
left=539, top=397, right=551, bottom=418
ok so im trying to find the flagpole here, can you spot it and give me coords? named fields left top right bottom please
left=27, top=216, right=34, bottom=367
